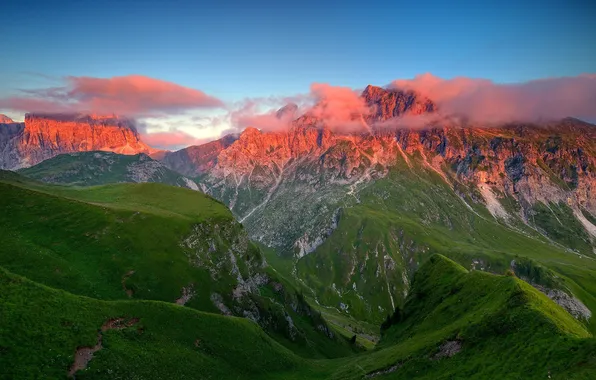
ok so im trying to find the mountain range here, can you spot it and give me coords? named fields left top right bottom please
left=154, top=86, right=596, bottom=324
left=1, top=84, right=595, bottom=378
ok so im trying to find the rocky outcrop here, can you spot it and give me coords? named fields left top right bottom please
left=0, top=113, right=154, bottom=170
left=179, top=219, right=337, bottom=348
left=362, top=85, right=437, bottom=122
left=180, top=219, right=266, bottom=285
left=432, top=340, right=462, bottom=360
left=534, top=285, right=591, bottom=320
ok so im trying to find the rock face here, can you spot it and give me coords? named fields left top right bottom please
left=534, top=285, right=592, bottom=321
left=0, top=113, right=154, bottom=170
left=362, top=85, right=437, bottom=121
left=179, top=218, right=338, bottom=350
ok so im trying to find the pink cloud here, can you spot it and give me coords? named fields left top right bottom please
left=230, top=99, right=300, bottom=132
left=0, top=75, right=223, bottom=116
left=391, top=73, right=491, bottom=103
left=308, top=83, right=371, bottom=132
left=229, top=84, right=371, bottom=134
left=373, top=113, right=444, bottom=130
left=0, top=97, right=70, bottom=114
left=390, top=73, right=596, bottom=124
left=233, top=111, right=291, bottom=132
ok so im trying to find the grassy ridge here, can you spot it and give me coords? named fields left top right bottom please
left=328, top=255, right=596, bottom=380
left=531, top=201, right=593, bottom=255
left=0, top=173, right=357, bottom=359
left=0, top=181, right=231, bottom=306
left=0, top=267, right=306, bottom=380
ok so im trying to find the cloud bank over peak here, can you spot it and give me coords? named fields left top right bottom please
left=230, top=99, right=299, bottom=133
left=308, top=83, right=371, bottom=132
left=228, top=83, right=372, bottom=134
left=228, top=73, right=596, bottom=137
left=390, top=73, right=596, bottom=124
left=139, top=130, right=210, bottom=150
left=1, top=72, right=594, bottom=150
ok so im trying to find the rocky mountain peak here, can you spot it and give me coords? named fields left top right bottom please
left=0, top=114, right=15, bottom=124
left=362, top=85, right=437, bottom=122
left=240, top=126, right=262, bottom=138
left=361, top=84, right=385, bottom=98
left=276, top=103, right=299, bottom=119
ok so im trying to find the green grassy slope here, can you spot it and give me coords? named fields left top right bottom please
left=0, top=267, right=306, bottom=380
left=2, top=255, right=593, bottom=380
left=295, top=159, right=596, bottom=332
left=531, top=201, right=593, bottom=254
left=2, top=168, right=595, bottom=379
left=327, top=255, right=596, bottom=380
left=0, top=180, right=233, bottom=304
left=0, top=172, right=354, bottom=359
left=18, top=151, right=195, bottom=189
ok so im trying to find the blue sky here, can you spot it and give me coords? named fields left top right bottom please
left=3, top=0, right=595, bottom=95
left=1, top=0, right=595, bottom=145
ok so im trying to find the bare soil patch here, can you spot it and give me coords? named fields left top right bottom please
left=68, top=317, right=139, bottom=378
